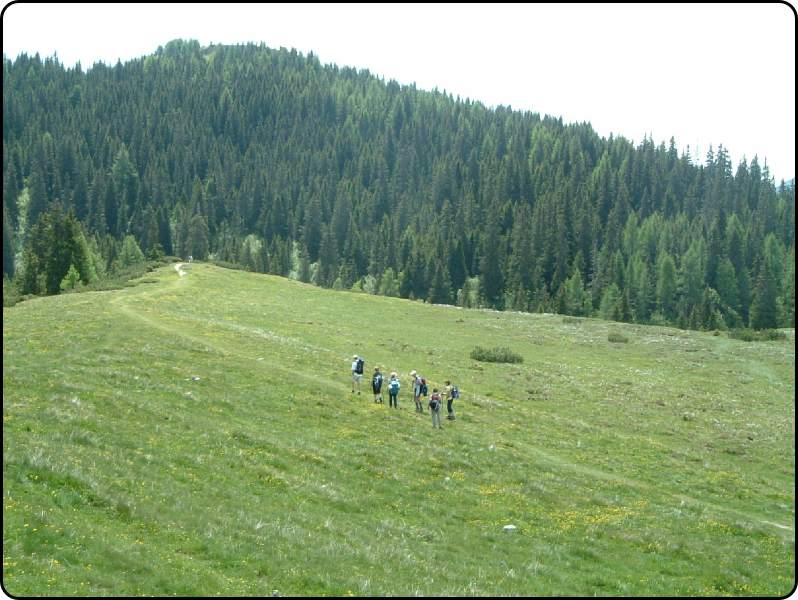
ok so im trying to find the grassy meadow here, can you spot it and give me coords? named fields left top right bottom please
left=3, top=262, right=795, bottom=596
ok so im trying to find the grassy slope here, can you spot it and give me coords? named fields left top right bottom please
left=3, top=263, right=795, bottom=596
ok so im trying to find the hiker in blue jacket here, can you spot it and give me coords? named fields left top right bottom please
left=388, top=372, right=401, bottom=409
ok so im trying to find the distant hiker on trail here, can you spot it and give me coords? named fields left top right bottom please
left=351, top=355, right=364, bottom=394
left=372, top=367, right=384, bottom=403
left=419, top=376, right=429, bottom=412
left=188, top=255, right=193, bottom=263
left=411, top=370, right=423, bottom=413
left=444, top=380, right=459, bottom=420
left=429, top=388, right=443, bottom=429
left=388, top=372, right=401, bottom=409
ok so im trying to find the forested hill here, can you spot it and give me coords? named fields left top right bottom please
left=3, top=39, right=795, bottom=330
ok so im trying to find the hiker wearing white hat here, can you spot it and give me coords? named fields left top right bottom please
left=411, top=370, right=423, bottom=413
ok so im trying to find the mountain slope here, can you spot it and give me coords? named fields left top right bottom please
left=4, top=42, right=795, bottom=331
left=2, top=264, right=794, bottom=595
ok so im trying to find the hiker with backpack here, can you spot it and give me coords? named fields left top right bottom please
left=351, top=355, right=365, bottom=394
left=372, top=367, right=384, bottom=403
left=429, top=388, right=443, bottom=429
left=411, top=370, right=422, bottom=413
left=418, top=376, right=429, bottom=412
left=444, top=380, right=459, bottom=420
left=388, top=372, right=401, bottom=409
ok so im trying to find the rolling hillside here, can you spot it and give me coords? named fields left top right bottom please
left=3, top=263, right=795, bottom=596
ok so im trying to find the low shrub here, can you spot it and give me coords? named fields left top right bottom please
left=728, top=328, right=786, bottom=342
left=608, top=331, right=629, bottom=343
left=470, top=346, right=524, bottom=364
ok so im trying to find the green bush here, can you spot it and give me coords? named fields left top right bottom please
left=728, top=328, right=786, bottom=342
left=470, top=346, right=524, bottom=363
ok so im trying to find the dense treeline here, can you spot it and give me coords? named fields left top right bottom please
left=3, top=40, right=795, bottom=328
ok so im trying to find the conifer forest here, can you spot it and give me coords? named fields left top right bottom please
left=3, top=40, right=795, bottom=330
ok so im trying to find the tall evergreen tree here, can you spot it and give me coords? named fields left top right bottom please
left=656, top=251, right=677, bottom=320
left=3, top=201, right=14, bottom=278
left=479, top=212, right=504, bottom=309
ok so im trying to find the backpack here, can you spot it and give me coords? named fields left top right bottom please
left=372, top=373, right=383, bottom=388
left=355, top=358, right=364, bottom=374
left=420, top=379, right=428, bottom=396
left=429, top=393, right=441, bottom=410
left=451, top=386, right=459, bottom=400
left=389, top=379, right=400, bottom=394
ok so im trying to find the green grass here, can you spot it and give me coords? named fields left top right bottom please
left=3, top=263, right=795, bottom=596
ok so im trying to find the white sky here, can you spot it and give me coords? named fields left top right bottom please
left=3, top=2, right=795, bottom=182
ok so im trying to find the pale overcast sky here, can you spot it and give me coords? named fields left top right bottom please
left=2, top=2, right=795, bottom=182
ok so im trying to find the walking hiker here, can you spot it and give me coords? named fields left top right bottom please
left=429, top=388, right=442, bottom=428
left=351, top=355, right=364, bottom=394
left=388, top=372, right=401, bottom=409
left=411, top=370, right=423, bottom=413
left=372, top=367, right=384, bottom=403
left=419, top=376, right=429, bottom=412
left=444, top=380, right=458, bottom=420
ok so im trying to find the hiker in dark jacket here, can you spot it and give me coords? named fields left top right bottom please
left=429, top=388, right=442, bottom=429
left=351, top=355, right=364, bottom=394
left=372, top=367, right=384, bottom=403
left=444, top=380, right=457, bottom=420
left=411, top=370, right=422, bottom=413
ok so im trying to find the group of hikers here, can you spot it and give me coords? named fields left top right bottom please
left=350, top=355, right=459, bottom=429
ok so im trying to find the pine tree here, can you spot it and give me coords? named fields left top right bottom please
left=378, top=267, right=399, bottom=297
left=427, top=260, right=452, bottom=305
left=629, top=255, right=653, bottom=323
left=564, top=266, right=586, bottom=316
left=599, top=283, right=622, bottom=321
left=304, top=196, right=323, bottom=262
left=778, top=247, right=795, bottom=327
left=715, top=257, right=740, bottom=318
left=26, top=165, right=49, bottom=229
left=118, top=234, right=145, bottom=268
left=298, top=243, right=311, bottom=283
left=188, top=215, right=210, bottom=260
left=60, top=264, right=81, bottom=292
left=3, top=201, right=14, bottom=279
left=317, top=228, right=338, bottom=287
left=749, top=244, right=780, bottom=330
left=479, top=212, right=504, bottom=309
left=678, top=240, right=705, bottom=321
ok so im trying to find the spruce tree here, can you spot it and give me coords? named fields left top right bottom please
left=427, top=260, right=452, bottom=305
left=750, top=251, right=779, bottom=330
left=3, top=201, right=14, bottom=279
left=656, top=252, right=677, bottom=320
left=479, top=212, right=504, bottom=310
